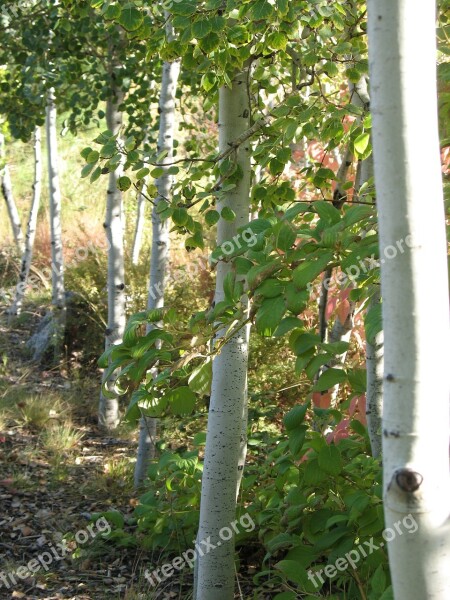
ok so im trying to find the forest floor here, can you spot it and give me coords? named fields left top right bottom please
left=0, top=305, right=198, bottom=600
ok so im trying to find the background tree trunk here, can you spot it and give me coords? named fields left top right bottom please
left=9, top=126, right=42, bottom=319
left=368, top=2, right=450, bottom=597
left=134, top=35, right=180, bottom=487
left=98, top=85, right=126, bottom=430
left=131, top=186, right=146, bottom=266
left=365, top=287, right=383, bottom=458
left=46, top=89, right=66, bottom=359
left=195, top=68, right=252, bottom=600
left=0, top=132, right=24, bottom=252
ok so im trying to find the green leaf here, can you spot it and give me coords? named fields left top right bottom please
left=235, top=257, right=253, bottom=275
left=164, top=387, right=197, bottom=416
left=221, top=207, right=236, bottom=221
left=313, top=368, right=347, bottom=392
left=172, top=208, right=189, bottom=226
left=98, top=510, right=124, bottom=529
left=256, top=296, right=286, bottom=336
left=136, top=167, right=150, bottom=180
left=124, top=135, right=136, bottom=151
left=90, top=166, right=102, bottom=183
left=276, top=0, right=289, bottom=16
left=343, top=204, right=374, bottom=226
left=267, top=31, right=287, bottom=50
left=379, top=586, right=394, bottom=600
left=223, top=271, right=236, bottom=302
left=276, top=222, right=297, bottom=251
left=242, top=219, right=272, bottom=235
left=285, top=283, right=309, bottom=314
left=365, top=301, right=383, bottom=344
left=171, top=0, right=197, bottom=16
left=255, top=278, right=284, bottom=298
left=81, top=147, right=93, bottom=160
left=318, top=444, right=342, bottom=475
left=275, top=561, right=317, bottom=591
left=100, top=141, right=117, bottom=159
left=118, top=5, right=143, bottom=31
left=371, top=565, right=387, bottom=595
left=354, top=132, right=371, bottom=156
left=313, top=201, right=341, bottom=224
left=251, top=0, right=275, bottom=20
left=292, top=332, right=321, bottom=355
left=151, top=167, right=164, bottom=178
left=284, top=403, right=309, bottom=430
left=199, top=32, right=220, bottom=53
left=313, top=524, right=349, bottom=550
left=193, top=19, right=212, bottom=39
left=205, top=209, right=220, bottom=226
left=347, top=368, right=367, bottom=394
left=293, top=252, right=334, bottom=288
left=201, top=72, right=217, bottom=92
left=305, top=353, right=332, bottom=380
left=188, top=361, right=212, bottom=396
left=86, top=150, right=99, bottom=163
left=104, top=3, right=121, bottom=19
left=274, top=317, right=303, bottom=337
left=303, top=458, right=329, bottom=485
left=117, top=176, right=132, bottom=191
left=269, top=157, right=284, bottom=176
left=81, top=163, right=95, bottom=178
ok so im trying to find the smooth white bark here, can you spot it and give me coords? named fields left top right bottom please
left=9, top=126, right=42, bottom=319
left=46, top=89, right=66, bottom=358
left=195, top=69, right=252, bottom=600
left=0, top=133, right=24, bottom=252
left=134, top=36, right=180, bottom=486
left=368, top=2, right=450, bottom=597
left=131, top=186, right=146, bottom=266
left=98, top=86, right=126, bottom=430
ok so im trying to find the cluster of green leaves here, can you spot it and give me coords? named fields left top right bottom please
left=98, top=304, right=217, bottom=422
left=94, top=399, right=388, bottom=599
left=97, top=190, right=381, bottom=431
left=242, top=402, right=390, bottom=600
left=134, top=449, right=203, bottom=550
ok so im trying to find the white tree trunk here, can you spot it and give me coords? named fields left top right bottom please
left=195, top=69, right=251, bottom=600
left=0, top=133, right=24, bottom=252
left=134, top=47, right=181, bottom=487
left=131, top=186, right=146, bottom=265
left=368, top=2, right=450, bottom=598
left=98, top=86, right=126, bottom=430
left=9, top=126, right=42, bottom=319
left=46, top=89, right=66, bottom=358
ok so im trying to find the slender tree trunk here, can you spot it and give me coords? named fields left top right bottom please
left=131, top=186, right=146, bottom=266
left=134, top=38, right=180, bottom=486
left=46, top=89, right=66, bottom=359
left=9, top=126, right=42, bottom=319
left=365, top=287, right=383, bottom=458
left=98, top=85, right=126, bottom=430
left=195, top=68, right=252, bottom=600
left=368, top=2, right=450, bottom=597
left=316, top=75, right=370, bottom=401
left=0, top=133, right=24, bottom=252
